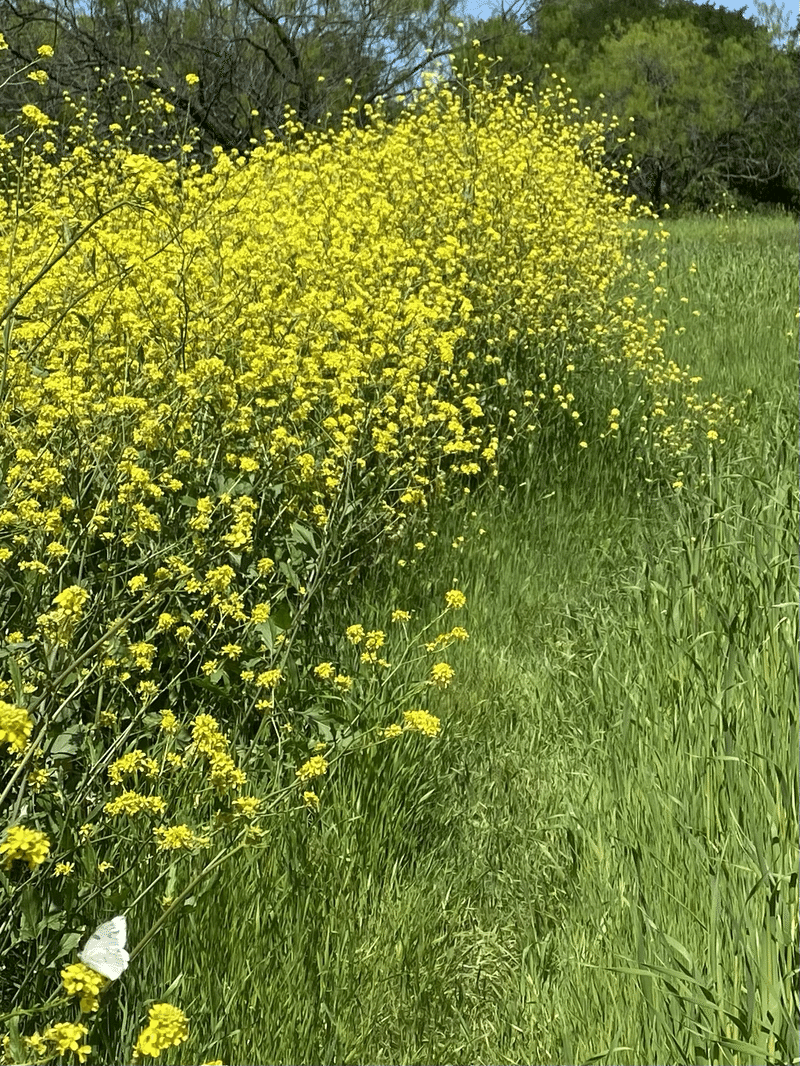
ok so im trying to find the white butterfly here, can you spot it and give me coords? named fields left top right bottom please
left=78, top=915, right=130, bottom=981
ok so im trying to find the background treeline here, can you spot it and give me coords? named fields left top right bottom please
left=0, top=0, right=797, bottom=214
left=453, top=0, right=800, bottom=213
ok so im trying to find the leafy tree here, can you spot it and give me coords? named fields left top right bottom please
left=581, top=16, right=741, bottom=208
left=0, top=0, right=465, bottom=159
left=448, top=0, right=799, bottom=212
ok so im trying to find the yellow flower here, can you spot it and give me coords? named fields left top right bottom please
left=204, top=564, right=235, bottom=592
left=105, top=791, right=167, bottom=818
left=444, top=589, right=466, bottom=610
left=0, top=700, right=33, bottom=753
left=403, top=710, right=441, bottom=736
left=364, top=630, right=385, bottom=652
left=0, top=825, right=51, bottom=870
left=128, top=574, right=149, bottom=593
left=133, top=1003, right=189, bottom=1059
left=21, top=103, right=50, bottom=128
left=296, top=755, right=328, bottom=782
left=108, top=751, right=158, bottom=783
left=429, top=662, right=455, bottom=688
left=40, top=1022, right=91, bottom=1064
left=232, top=796, right=260, bottom=819
left=256, top=668, right=282, bottom=688
left=154, top=824, right=198, bottom=851
left=185, top=73, right=199, bottom=85
left=160, top=710, right=179, bottom=734
left=128, top=641, right=157, bottom=671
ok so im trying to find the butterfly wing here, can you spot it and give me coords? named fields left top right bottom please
left=78, top=915, right=129, bottom=981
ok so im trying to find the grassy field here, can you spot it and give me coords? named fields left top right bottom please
left=116, top=214, right=795, bottom=1066
left=1, top=65, right=796, bottom=1064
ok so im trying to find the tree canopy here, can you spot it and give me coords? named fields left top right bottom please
left=0, top=0, right=796, bottom=211
left=451, top=0, right=799, bottom=211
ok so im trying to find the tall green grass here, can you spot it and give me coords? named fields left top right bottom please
left=648, top=212, right=797, bottom=403
left=84, top=214, right=797, bottom=1066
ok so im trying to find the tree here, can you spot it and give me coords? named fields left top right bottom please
left=582, top=16, right=743, bottom=208
left=447, top=0, right=799, bottom=212
left=0, top=0, right=466, bottom=160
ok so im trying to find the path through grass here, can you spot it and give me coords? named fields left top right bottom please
left=132, top=213, right=797, bottom=1066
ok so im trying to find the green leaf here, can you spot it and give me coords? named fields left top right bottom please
left=50, top=727, right=81, bottom=758
left=291, top=521, right=317, bottom=553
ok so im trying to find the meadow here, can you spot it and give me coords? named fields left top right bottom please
left=0, top=50, right=797, bottom=1066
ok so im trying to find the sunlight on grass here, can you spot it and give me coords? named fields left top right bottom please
left=1, top=36, right=796, bottom=1065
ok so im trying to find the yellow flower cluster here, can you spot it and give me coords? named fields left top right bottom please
left=35, top=585, right=89, bottom=647
left=295, top=755, right=328, bottom=782
left=14, top=1021, right=91, bottom=1064
left=402, top=709, right=441, bottom=737
left=0, top=73, right=734, bottom=824
left=61, top=961, right=108, bottom=1014
left=0, top=700, right=33, bottom=753
left=132, top=1003, right=189, bottom=1060
left=425, top=626, right=469, bottom=651
left=189, top=714, right=247, bottom=793
left=444, top=589, right=467, bottom=611
left=105, top=791, right=167, bottom=818
left=0, top=825, right=51, bottom=870
left=429, top=662, right=456, bottom=689
left=108, top=750, right=159, bottom=782
left=0, top=73, right=729, bottom=628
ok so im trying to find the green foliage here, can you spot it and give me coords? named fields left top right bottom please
left=454, top=0, right=799, bottom=213
left=582, top=16, right=744, bottom=208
